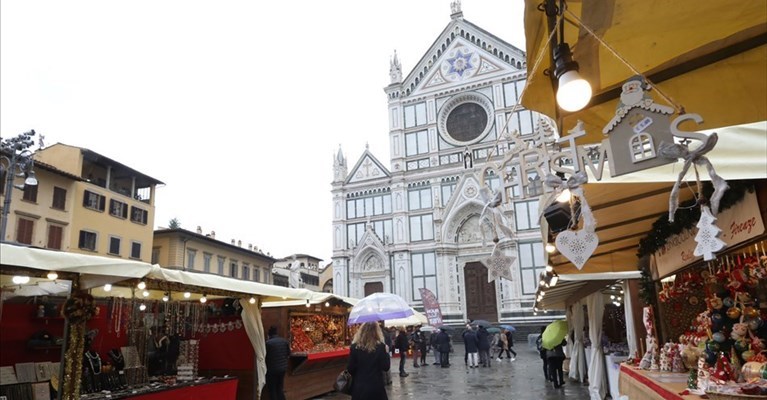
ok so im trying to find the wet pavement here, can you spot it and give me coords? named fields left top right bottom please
left=312, top=346, right=591, bottom=400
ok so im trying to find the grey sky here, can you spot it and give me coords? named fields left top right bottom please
left=0, top=0, right=526, bottom=263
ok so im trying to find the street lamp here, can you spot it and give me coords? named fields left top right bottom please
left=1, top=130, right=40, bottom=242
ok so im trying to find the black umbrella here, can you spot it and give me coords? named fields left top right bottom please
left=471, top=320, right=492, bottom=328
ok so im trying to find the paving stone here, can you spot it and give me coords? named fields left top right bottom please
left=312, top=346, right=592, bottom=399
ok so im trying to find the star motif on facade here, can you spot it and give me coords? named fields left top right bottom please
left=446, top=50, right=474, bottom=77
left=481, top=247, right=515, bottom=283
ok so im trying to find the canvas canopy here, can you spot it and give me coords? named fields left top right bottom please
left=522, top=0, right=767, bottom=141
left=262, top=292, right=359, bottom=308
left=535, top=271, right=640, bottom=311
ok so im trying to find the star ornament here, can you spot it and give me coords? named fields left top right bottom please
left=481, top=248, right=516, bottom=283
left=446, top=50, right=474, bottom=77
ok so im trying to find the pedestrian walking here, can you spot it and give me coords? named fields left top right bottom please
left=417, top=330, right=428, bottom=366
left=347, top=322, right=390, bottom=400
left=476, top=325, right=491, bottom=367
left=461, top=323, right=471, bottom=365
left=395, top=327, right=410, bottom=377
left=264, top=326, right=290, bottom=400
left=436, top=327, right=451, bottom=368
left=410, top=328, right=421, bottom=368
left=463, top=326, right=479, bottom=368
left=547, top=338, right=567, bottom=388
left=535, top=326, right=549, bottom=382
left=430, top=331, right=441, bottom=365
left=495, top=329, right=509, bottom=361
left=381, top=325, right=393, bottom=385
left=505, top=329, right=517, bottom=361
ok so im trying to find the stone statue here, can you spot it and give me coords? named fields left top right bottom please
left=288, top=256, right=301, bottom=288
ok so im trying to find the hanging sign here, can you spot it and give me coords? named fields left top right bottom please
left=654, top=190, right=764, bottom=277
left=418, top=288, right=444, bottom=327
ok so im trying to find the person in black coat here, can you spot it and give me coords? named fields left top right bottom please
left=265, top=326, right=290, bottom=400
left=394, top=328, right=410, bottom=377
left=547, top=338, right=567, bottom=388
left=380, top=324, right=393, bottom=385
left=476, top=326, right=491, bottom=367
left=535, top=326, right=549, bottom=381
left=435, top=328, right=452, bottom=368
left=417, top=331, right=428, bottom=366
left=347, top=322, right=390, bottom=400
left=463, top=326, right=480, bottom=368
left=505, top=329, right=517, bottom=360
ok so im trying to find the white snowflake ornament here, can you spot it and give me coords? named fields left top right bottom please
left=481, top=246, right=516, bottom=283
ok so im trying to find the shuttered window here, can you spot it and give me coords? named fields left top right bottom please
left=47, top=225, right=63, bottom=249
left=16, top=218, right=34, bottom=244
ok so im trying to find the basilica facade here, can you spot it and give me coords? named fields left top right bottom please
left=331, top=5, right=552, bottom=325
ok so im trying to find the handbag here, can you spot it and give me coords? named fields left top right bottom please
left=333, top=369, right=352, bottom=395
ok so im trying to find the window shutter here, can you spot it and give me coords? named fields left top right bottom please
left=99, top=195, right=106, bottom=211
left=79, top=230, right=86, bottom=248
left=122, top=204, right=128, bottom=219
left=83, top=191, right=90, bottom=207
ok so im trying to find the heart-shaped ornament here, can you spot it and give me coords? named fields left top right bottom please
left=555, top=229, right=599, bottom=270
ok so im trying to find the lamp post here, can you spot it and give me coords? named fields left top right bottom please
left=1, top=130, right=39, bottom=242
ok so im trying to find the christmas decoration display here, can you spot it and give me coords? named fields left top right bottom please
left=659, top=342, right=672, bottom=372
left=288, top=313, right=349, bottom=354
left=694, top=206, right=727, bottom=261
left=481, top=245, right=516, bottom=283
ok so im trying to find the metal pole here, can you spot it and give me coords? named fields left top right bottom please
left=0, top=151, right=19, bottom=242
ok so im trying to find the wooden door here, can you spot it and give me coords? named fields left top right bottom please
left=464, top=262, right=498, bottom=322
left=364, top=282, right=383, bottom=296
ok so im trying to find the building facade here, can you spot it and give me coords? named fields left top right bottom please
left=331, top=5, right=552, bottom=325
left=152, top=227, right=275, bottom=283
left=272, top=254, right=323, bottom=290
left=2, top=143, right=162, bottom=263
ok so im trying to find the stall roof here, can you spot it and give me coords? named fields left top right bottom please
left=0, top=243, right=315, bottom=301
left=522, top=0, right=766, bottom=139
left=534, top=271, right=640, bottom=311
left=262, top=292, right=358, bottom=308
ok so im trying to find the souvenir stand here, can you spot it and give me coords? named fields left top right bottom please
left=0, top=243, right=313, bottom=400
left=518, top=0, right=767, bottom=398
left=259, top=293, right=358, bottom=400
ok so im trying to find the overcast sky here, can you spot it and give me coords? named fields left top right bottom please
left=1, top=0, right=526, bottom=264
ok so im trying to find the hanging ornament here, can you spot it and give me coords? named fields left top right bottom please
left=480, top=246, right=516, bottom=283
left=694, top=206, right=727, bottom=261
left=555, top=226, right=599, bottom=270
left=478, top=185, right=515, bottom=246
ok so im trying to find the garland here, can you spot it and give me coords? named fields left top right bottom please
left=636, top=181, right=754, bottom=306
left=637, top=181, right=754, bottom=258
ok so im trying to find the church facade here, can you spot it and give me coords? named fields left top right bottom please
left=331, top=4, right=552, bottom=325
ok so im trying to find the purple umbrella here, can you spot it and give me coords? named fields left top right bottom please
left=347, top=293, right=413, bottom=325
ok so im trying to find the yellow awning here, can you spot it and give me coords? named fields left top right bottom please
left=522, top=0, right=767, bottom=141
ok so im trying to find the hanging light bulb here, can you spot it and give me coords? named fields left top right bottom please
left=12, top=276, right=30, bottom=284
left=545, top=265, right=554, bottom=273
left=610, top=295, right=615, bottom=300
left=139, top=303, right=147, bottom=311
left=46, top=271, right=58, bottom=280
left=533, top=311, right=538, bottom=316
left=545, top=242, right=556, bottom=253
left=200, top=294, right=207, bottom=304
left=325, top=302, right=330, bottom=307
left=556, top=189, right=571, bottom=203
left=162, top=293, right=169, bottom=302
left=249, top=297, right=256, bottom=304
left=103, top=283, right=112, bottom=292
left=142, top=290, right=150, bottom=297
left=183, top=292, right=191, bottom=299
left=553, top=43, right=592, bottom=112
left=137, top=281, right=146, bottom=290
left=305, top=299, right=311, bottom=308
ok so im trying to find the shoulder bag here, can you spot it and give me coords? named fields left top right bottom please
left=333, top=369, right=352, bottom=395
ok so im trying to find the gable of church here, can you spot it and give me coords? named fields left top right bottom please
left=346, top=151, right=391, bottom=184
left=403, top=20, right=526, bottom=97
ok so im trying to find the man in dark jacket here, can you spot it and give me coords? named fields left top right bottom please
left=536, top=326, right=549, bottom=381
left=395, top=328, right=410, bottom=377
left=436, top=328, right=452, bottom=368
left=463, top=326, right=480, bottom=368
left=476, top=326, right=491, bottom=367
left=265, top=326, right=290, bottom=400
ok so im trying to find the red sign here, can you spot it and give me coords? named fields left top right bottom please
left=418, top=288, right=443, bottom=327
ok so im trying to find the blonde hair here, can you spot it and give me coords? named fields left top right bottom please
left=352, top=322, right=384, bottom=352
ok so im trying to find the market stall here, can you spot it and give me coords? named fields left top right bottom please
left=0, top=243, right=313, bottom=400
left=260, top=293, right=358, bottom=400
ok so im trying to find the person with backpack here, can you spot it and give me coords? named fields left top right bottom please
left=547, top=338, right=567, bottom=388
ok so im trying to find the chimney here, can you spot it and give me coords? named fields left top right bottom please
left=248, top=243, right=253, bottom=251
left=196, top=226, right=202, bottom=234
left=231, top=239, right=236, bottom=245
left=210, top=231, right=216, bottom=239
left=237, top=240, right=242, bottom=247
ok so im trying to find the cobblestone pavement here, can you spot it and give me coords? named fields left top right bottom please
left=312, top=346, right=591, bottom=400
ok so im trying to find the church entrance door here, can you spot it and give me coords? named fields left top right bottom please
left=364, top=282, right=383, bottom=296
left=464, top=262, right=498, bottom=322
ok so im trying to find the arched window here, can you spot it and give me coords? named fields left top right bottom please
left=630, top=132, right=656, bottom=162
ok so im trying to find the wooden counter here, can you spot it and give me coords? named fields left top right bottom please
left=619, top=364, right=703, bottom=400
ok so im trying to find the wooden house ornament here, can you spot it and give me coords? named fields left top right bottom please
left=601, top=76, right=676, bottom=176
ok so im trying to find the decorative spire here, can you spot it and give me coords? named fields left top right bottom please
left=389, top=50, right=402, bottom=84
left=450, top=0, right=463, bottom=19
left=333, top=144, right=347, bottom=183
left=365, top=142, right=370, bottom=151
